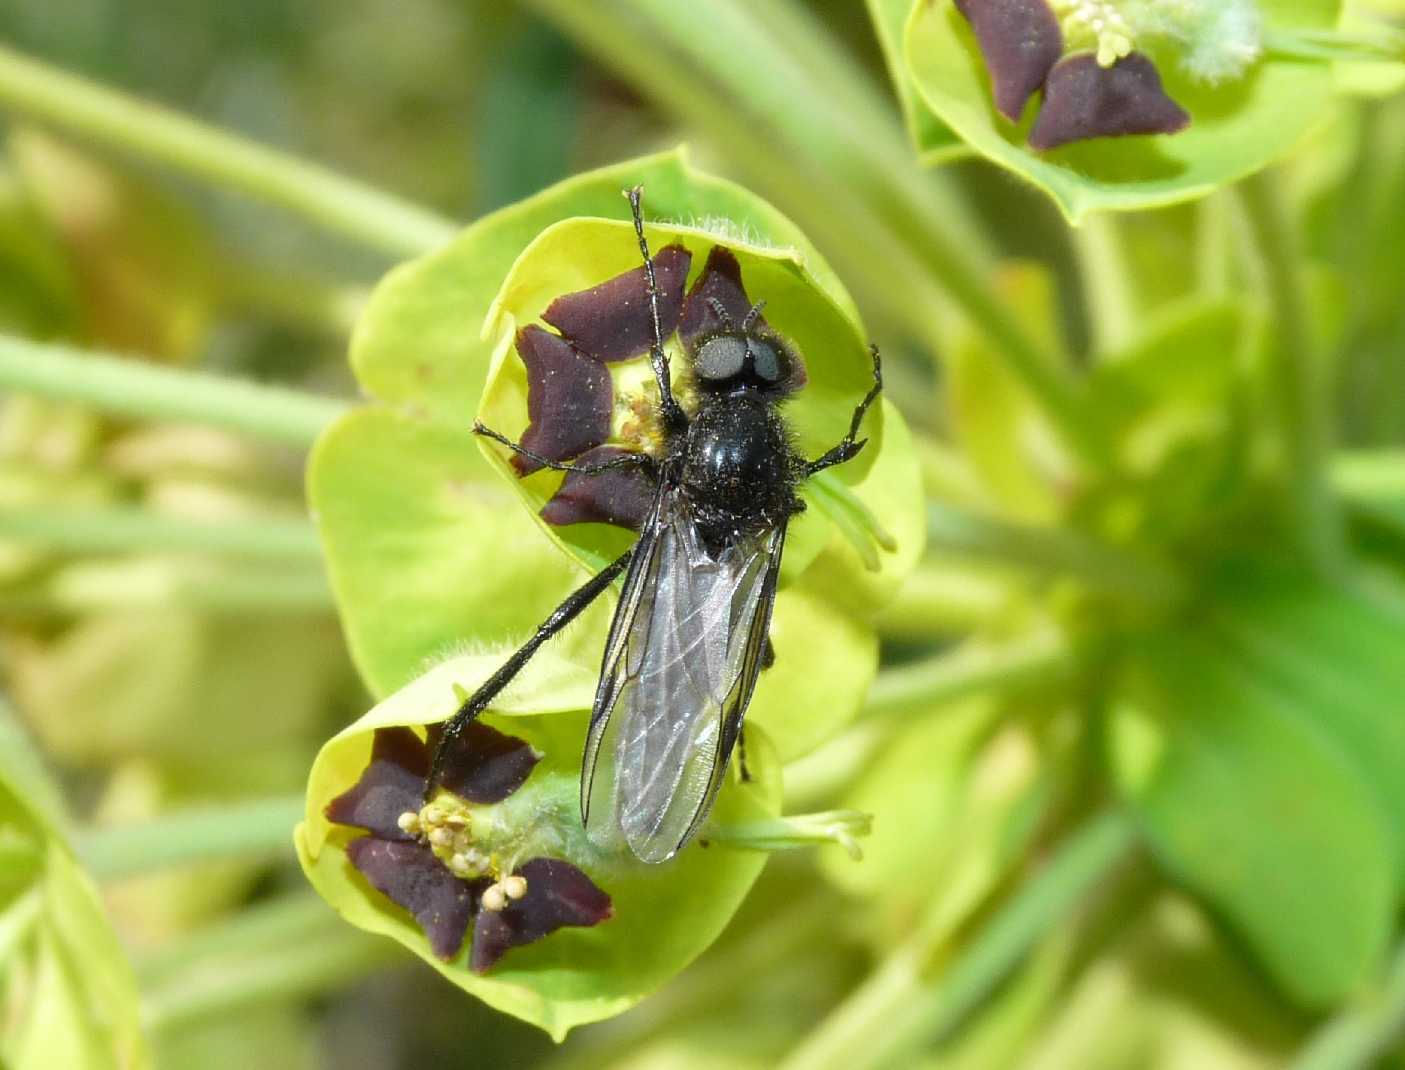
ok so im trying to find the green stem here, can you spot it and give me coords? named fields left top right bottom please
left=0, top=333, right=349, bottom=447
left=865, top=631, right=1077, bottom=717
left=1239, top=170, right=1346, bottom=575
left=779, top=811, right=1137, bottom=1070
left=1332, top=450, right=1405, bottom=502
left=138, top=894, right=394, bottom=1035
left=1072, top=213, right=1139, bottom=356
left=927, top=503, right=1185, bottom=607
left=0, top=507, right=322, bottom=561
left=1289, top=937, right=1405, bottom=1070
left=1263, top=26, right=1405, bottom=65
left=0, top=560, right=334, bottom=616
left=0, top=45, right=458, bottom=258
left=708, top=809, right=872, bottom=860
left=77, top=794, right=304, bottom=881
left=528, top=0, right=1107, bottom=473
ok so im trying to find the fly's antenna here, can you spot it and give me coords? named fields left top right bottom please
left=627, top=186, right=686, bottom=430
left=705, top=296, right=734, bottom=330
left=741, top=299, right=766, bottom=332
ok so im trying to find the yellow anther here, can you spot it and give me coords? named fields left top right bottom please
left=501, top=875, right=528, bottom=901
left=481, top=884, right=508, bottom=912
left=428, top=826, right=455, bottom=849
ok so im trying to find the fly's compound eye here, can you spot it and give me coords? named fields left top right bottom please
left=748, top=339, right=786, bottom=384
left=695, top=335, right=748, bottom=381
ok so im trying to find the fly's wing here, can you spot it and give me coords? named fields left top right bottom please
left=581, top=494, right=784, bottom=863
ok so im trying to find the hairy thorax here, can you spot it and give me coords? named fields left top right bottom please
left=676, top=393, right=802, bottom=547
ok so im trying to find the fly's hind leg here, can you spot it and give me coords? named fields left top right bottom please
left=473, top=422, right=655, bottom=477
left=738, top=725, right=751, bottom=783
left=806, top=345, right=883, bottom=475
left=425, top=548, right=634, bottom=798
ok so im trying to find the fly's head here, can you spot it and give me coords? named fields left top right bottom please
left=679, top=246, right=807, bottom=404
left=688, top=316, right=802, bottom=401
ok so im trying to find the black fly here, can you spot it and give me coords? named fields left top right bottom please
left=426, top=188, right=882, bottom=862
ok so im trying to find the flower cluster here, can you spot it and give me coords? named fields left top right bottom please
left=325, top=719, right=612, bottom=972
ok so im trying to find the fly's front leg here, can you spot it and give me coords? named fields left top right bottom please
left=425, top=548, right=633, bottom=798
left=627, top=186, right=688, bottom=435
left=806, top=345, right=883, bottom=475
left=474, top=422, right=656, bottom=477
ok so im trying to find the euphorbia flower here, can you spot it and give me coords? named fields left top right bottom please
left=325, top=720, right=611, bottom=971
left=508, top=243, right=808, bottom=537
left=955, top=0, right=1192, bottom=148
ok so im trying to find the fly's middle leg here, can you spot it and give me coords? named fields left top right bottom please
left=473, top=422, right=656, bottom=477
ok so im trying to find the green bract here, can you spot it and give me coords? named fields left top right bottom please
left=865, top=0, right=969, bottom=165
left=897, top=0, right=1343, bottom=220
left=295, top=652, right=780, bottom=1040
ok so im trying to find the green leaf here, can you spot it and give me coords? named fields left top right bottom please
left=0, top=702, right=67, bottom=833
left=1019, top=896, right=1297, bottom=1070
left=864, top=0, right=967, bottom=164
left=1206, top=570, right=1405, bottom=871
left=1077, top=298, right=1254, bottom=546
left=1109, top=628, right=1394, bottom=1008
left=6, top=845, right=149, bottom=1070
left=0, top=705, right=149, bottom=1070
left=297, top=652, right=781, bottom=1040
left=1087, top=300, right=1251, bottom=422
left=904, top=0, right=1342, bottom=221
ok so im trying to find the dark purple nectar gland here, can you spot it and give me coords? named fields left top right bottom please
left=1030, top=52, right=1189, bottom=151
left=954, top=0, right=1190, bottom=150
left=325, top=722, right=612, bottom=970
